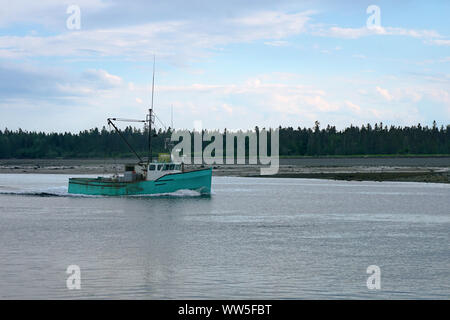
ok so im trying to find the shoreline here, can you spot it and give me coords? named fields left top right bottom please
left=248, top=171, right=450, bottom=183
left=1, top=157, right=449, bottom=184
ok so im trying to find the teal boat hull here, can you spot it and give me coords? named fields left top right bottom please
left=68, top=168, right=212, bottom=196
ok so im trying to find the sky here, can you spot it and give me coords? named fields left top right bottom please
left=0, top=0, right=449, bottom=132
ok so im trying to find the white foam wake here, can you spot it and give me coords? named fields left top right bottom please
left=0, top=186, right=206, bottom=198
left=129, top=189, right=204, bottom=197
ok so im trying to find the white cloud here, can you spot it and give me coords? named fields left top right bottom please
left=82, top=69, right=123, bottom=87
left=427, top=88, right=450, bottom=106
left=0, top=63, right=124, bottom=101
left=427, top=39, right=450, bottom=46
left=0, top=0, right=109, bottom=27
left=0, top=10, right=313, bottom=62
left=232, top=10, right=312, bottom=39
left=376, top=86, right=393, bottom=101
left=264, top=40, right=289, bottom=47
left=313, top=25, right=447, bottom=45
left=352, top=54, right=366, bottom=59
left=397, top=88, right=422, bottom=103
left=222, top=103, right=233, bottom=114
left=345, top=100, right=361, bottom=114
left=1, top=3, right=449, bottom=131
left=303, top=95, right=339, bottom=112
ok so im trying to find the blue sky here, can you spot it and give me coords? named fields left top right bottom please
left=0, top=0, right=449, bottom=132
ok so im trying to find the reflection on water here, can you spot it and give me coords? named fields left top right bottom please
left=0, top=174, right=449, bottom=299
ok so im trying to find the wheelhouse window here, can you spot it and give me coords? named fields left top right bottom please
left=149, top=164, right=156, bottom=171
left=157, top=164, right=163, bottom=170
left=169, top=164, right=175, bottom=170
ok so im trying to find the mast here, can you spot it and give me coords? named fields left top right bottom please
left=148, top=56, right=155, bottom=164
left=148, top=108, right=152, bottom=163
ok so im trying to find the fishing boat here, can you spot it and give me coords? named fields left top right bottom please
left=68, top=61, right=212, bottom=196
left=68, top=155, right=212, bottom=196
left=67, top=112, right=212, bottom=196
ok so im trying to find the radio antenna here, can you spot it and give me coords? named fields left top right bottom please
left=151, top=55, right=155, bottom=111
left=148, top=55, right=156, bottom=163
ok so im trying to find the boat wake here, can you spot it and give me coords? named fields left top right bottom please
left=0, top=186, right=91, bottom=197
left=129, top=189, right=204, bottom=198
left=0, top=186, right=205, bottom=198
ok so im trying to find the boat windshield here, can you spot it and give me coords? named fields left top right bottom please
left=149, top=163, right=180, bottom=171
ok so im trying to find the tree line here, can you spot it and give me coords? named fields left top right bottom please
left=0, top=121, right=448, bottom=159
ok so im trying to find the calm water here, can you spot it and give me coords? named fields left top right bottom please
left=0, top=174, right=449, bottom=299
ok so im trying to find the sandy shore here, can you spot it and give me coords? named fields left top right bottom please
left=0, top=157, right=449, bottom=183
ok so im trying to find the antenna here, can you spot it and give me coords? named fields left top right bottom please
left=151, top=55, right=155, bottom=111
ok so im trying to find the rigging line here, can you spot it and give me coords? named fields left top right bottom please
left=154, top=114, right=167, bottom=130
left=107, top=119, right=144, bottom=163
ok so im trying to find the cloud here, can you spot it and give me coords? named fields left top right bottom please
left=345, top=100, right=361, bottom=114
left=427, top=89, right=450, bottom=105
left=376, top=86, right=393, bottom=101
left=427, top=39, right=450, bottom=46
left=303, top=95, right=339, bottom=112
left=0, top=0, right=108, bottom=28
left=222, top=103, right=233, bottom=114
left=121, top=74, right=340, bottom=127
left=231, top=10, right=312, bottom=40
left=264, top=40, right=290, bottom=47
left=0, top=63, right=124, bottom=101
left=1, top=66, right=447, bottom=131
left=313, top=25, right=447, bottom=45
left=1, top=2, right=449, bottom=131
left=0, top=10, right=313, bottom=63
left=82, top=69, right=123, bottom=88
left=1, top=0, right=303, bottom=30
left=1, top=2, right=447, bottom=66
left=0, top=21, right=186, bottom=61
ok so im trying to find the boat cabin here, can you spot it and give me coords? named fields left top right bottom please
left=147, top=162, right=182, bottom=180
